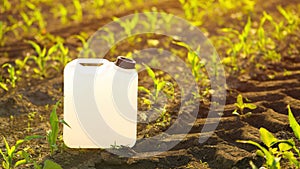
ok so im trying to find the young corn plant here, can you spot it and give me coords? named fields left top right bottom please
left=51, top=4, right=68, bottom=25
left=0, top=135, right=42, bottom=169
left=52, top=43, right=71, bottom=68
left=72, top=0, right=83, bottom=22
left=160, top=12, right=173, bottom=31
left=47, top=101, right=70, bottom=155
left=113, top=13, right=139, bottom=37
left=0, top=137, right=27, bottom=169
left=28, top=40, right=59, bottom=77
left=143, top=9, right=158, bottom=32
left=15, top=55, right=30, bottom=75
left=20, top=12, right=35, bottom=33
left=92, top=0, right=104, bottom=16
left=73, top=34, right=96, bottom=58
left=2, top=63, right=17, bottom=88
left=155, top=105, right=171, bottom=127
left=237, top=106, right=300, bottom=168
left=232, top=94, right=256, bottom=116
left=173, top=41, right=205, bottom=82
left=143, top=64, right=174, bottom=102
left=1, top=0, right=11, bottom=13
left=180, top=0, right=215, bottom=26
left=33, top=9, right=47, bottom=33
left=0, top=21, right=11, bottom=46
left=277, top=6, right=299, bottom=35
left=0, top=77, right=8, bottom=91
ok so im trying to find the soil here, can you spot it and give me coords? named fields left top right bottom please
left=0, top=0, right=300, bottom=169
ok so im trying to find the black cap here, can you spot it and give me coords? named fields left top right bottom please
left=115, top=56, right=136, bottom=69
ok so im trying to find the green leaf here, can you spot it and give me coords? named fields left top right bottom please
left=43, top=160, right=62, bottom=169
left=156, top=81, right=166, bottom=99
left=260, top=128, right=278, bottom=147
left=237, top=140, right=276, bottom=167
left=232, top=110, right=240, bottom=116
left=9, top=146, right=15, bottom=156
left=0, top=149, right=7, bottom=161
left=25, top=135, right=44, bottom=141
left=15, top=139, right=25, bottom=147
left=256, top=150, right=264, bottom=157
left=221, top=57, right=233, bottom=65
left=236, top=94, right=243, bottom=107
left=283, top=151, right=300, bottom=167
left=14, top=159, right=27, bottom=167
left=244, top=103, right=257, bottom=110
left=47, top=44, right=59, bottom=56
left=0, top=82, right=8, bottom=91
left=249, top=160, right=258, bottom=169
left=144, top=64, right=156, bottom=83
left=157, top=81, right=166, bottom=93
left=27, top=40, right=41, bottom=55
left=172, top=41, right=191, bottom=50
left=279, top=142, right=292, bottom=152
left=288, top=105, right=300, bottom=140
left=59, top=119, right=71, bottom=128
left=3, top=137, right=10, bottom=154
left=138, top=86, right=151, bottom=94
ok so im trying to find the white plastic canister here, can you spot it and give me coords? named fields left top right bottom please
left=63, top=57, right=138, bottom=148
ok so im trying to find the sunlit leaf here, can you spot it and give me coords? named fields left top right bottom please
left=288, top=105, right=300, bottom=140
left=14, top=159, right=27, bottom=167
left=138, top=86, right=151, bottom=94
left=279, top=142, right=292, bottom=152
left=43, top=160, right=62, bottom=169
left=236, top=94, right=243, bottom=107
left=259, top=128, right=278, bottom=147
left=244, top=103, right=257, bottom=110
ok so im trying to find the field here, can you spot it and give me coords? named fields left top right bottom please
left=0, top=0, right=300, bottom=168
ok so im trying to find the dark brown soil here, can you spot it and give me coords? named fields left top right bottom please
left=0, top=0, right=300, bottom=168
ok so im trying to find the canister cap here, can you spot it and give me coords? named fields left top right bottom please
left=115, top=56, right=136, bottom=69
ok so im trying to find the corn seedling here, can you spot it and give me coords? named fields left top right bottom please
left=47, top=101, right=70, bottom=155
left=277, top=6, right=299, bottom=34
left=238, top=106, right=300, bottom=168
left=15, top=55, right=30, bottom=75
left=51, top=4, right=68, bottom=24
left=0, top=137, right=27, bottom=169
left=20, top=12, right=35, bottom=33
left=178, top=0, right=213, bottom=26
left=34, top=9, right=47, bottom=33
left=155, top=105, right=171, bottom=127
left=160, top=12, right=173, bottom=31
left=113, top=13, right=139, bottom=37
left=1, top=0, right=11, bottom=13
left=0, top=135, right=43, bottom=169
left=52, top=43, right=71, bottom=67
left=2, top=63, right=17, bottom=88
left=221, top=17, right=252, bottom=71
left=140, top=64, right=174, bottom=103
left=0, top=79, right=8, bottom=91
left=101, top=28, right=115, bottom=47
left=232, top=94, right=256, bottom=116
left=92, top=0, right=104, bottom=16
left=173, top=41, right=205, bottom=82
left=144, top=9, right=158, bottom=32
left=72, top=0, right=83, bottom=22
left=28, top=40, right=59, bottom=77
left=73, top=34, right=96, bottom=58
left=0, top=21, right=10, bottom=46
left=288, top=105, right=300, bottom=141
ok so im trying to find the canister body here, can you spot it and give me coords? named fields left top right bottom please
left=63, top=58, right=137, bottom=148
